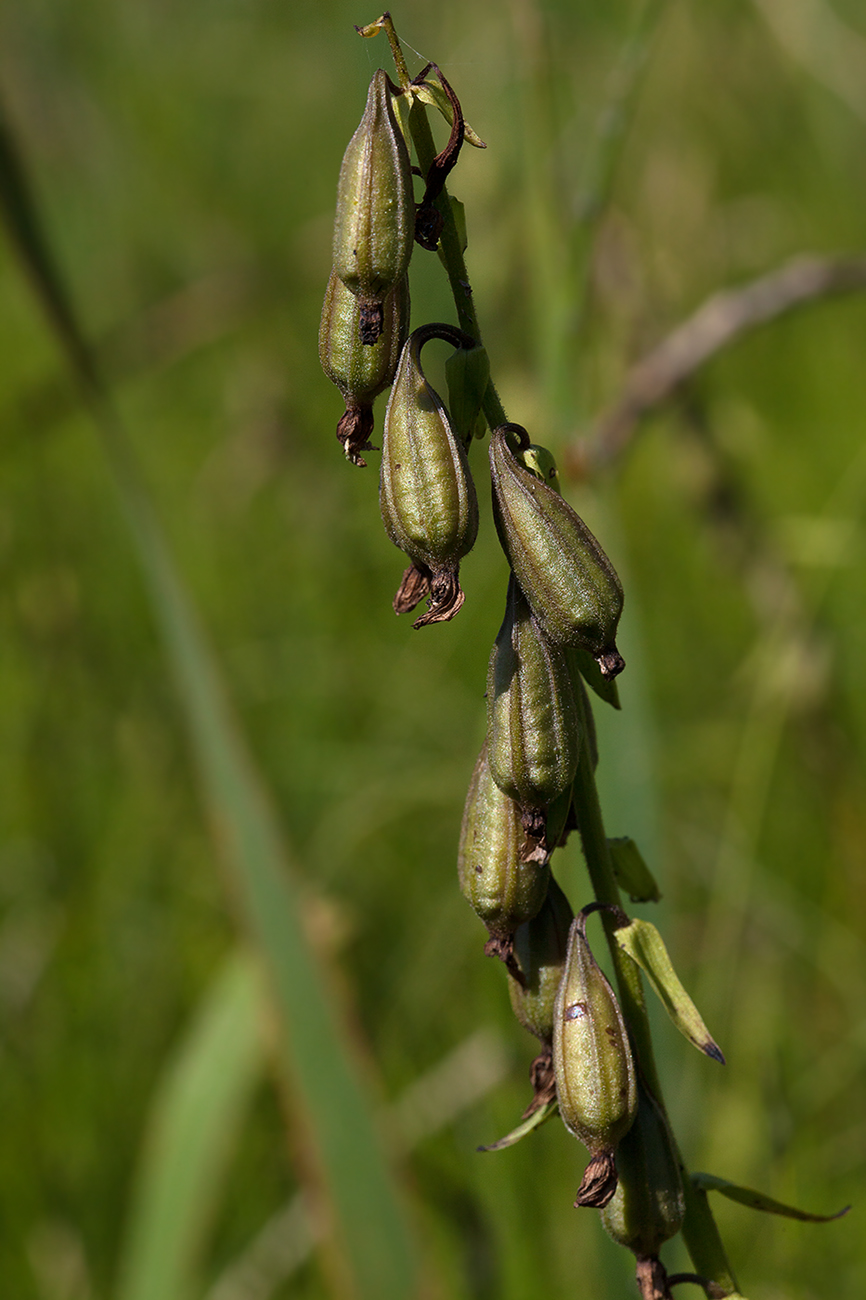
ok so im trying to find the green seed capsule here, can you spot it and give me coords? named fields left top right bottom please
left=458, top=743, right=550, bottom=941
left=508, top=875, right=574, bottom=1043
left=332, top=69, right=414, bottom=344
left=600, top=1077, right=685, bottom=1257
left=487, top=576, right=581, bottom=821
left=490, top=424, right=625, bottom=679
left=553, top=911, right=637, bottom=1208
left=380, top=323, right=479, bottom=626
left=319, top=271, right=410, bottom=466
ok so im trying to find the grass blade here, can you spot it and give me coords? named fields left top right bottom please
left=0, top=96, right=418, bottom=1300
left=116, top=952, right=265, bottom=1300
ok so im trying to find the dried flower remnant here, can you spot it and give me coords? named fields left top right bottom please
left=410, top=64, right=465, bottom=250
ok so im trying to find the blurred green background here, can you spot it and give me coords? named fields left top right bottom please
left=1, top=0, right=865, bottom=1297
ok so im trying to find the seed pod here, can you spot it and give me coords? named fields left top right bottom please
left=486, top=576, right=581, bottom=827
left=508, top=875, right=574, bottom=1044
left=490, top=424, right=625, bottom=679
left=319, top=271, right=410, bottom=466
left=600, top=1077, right=685, bottom=1258
left=458, top=742, right=550, bottom=944
left=380, top=323, right=479, bottom=627
left=553, top=910, right=637, bottom=1209
left=332, top=69, right=414, bottom=343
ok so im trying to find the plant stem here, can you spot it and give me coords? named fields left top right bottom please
left=366, top=14, right=507, bottom=430
left=369, top=14, right=743, bottom=1297
left=406, top=100, right=507, bottom=432
left=572, top=685, right=663, bottom=1101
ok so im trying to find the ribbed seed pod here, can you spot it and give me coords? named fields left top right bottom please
left=508, top=875, right=574, bottom=1043
left=458, top=743, right=550, bottom=943
left=553, top=911, right=637, bottom=1208
left=319, top=271, right=410, bottom=466
left=600, top=1077, right=685, bottom=1258
left=332, top=69, right=414, bottom=344
left=380, top=323, right=479, bottom=627
left=490, top=424, right=625, bottom=679
left=486, top=575, right=581, bottom=828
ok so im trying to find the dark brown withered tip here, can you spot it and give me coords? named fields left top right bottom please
left=483, top=933, right=524, bottom=986
left=336, top=405, right=376, bottom=467
left=358, top=299, right=384, bottom=345
left=520, top=835, right=549, bottom=866
left=523, top=1046, right=557, bottom=1118
left=574, top=1148, right=618, bottom=1209
left=393, top=563, right=431, bottom=614
left=412, top=568, right=465, bottom=628
left=520, top=805, right=547, bottom=848
left=415, top=203, right=444, bottom=251
left=596, top=647, right=626, bottom=680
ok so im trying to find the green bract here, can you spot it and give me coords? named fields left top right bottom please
left=332, top=69, right=414, bottom=344
left=490, top=424, right=625, bottom=679
left=445, top=341, right=489, bottom=442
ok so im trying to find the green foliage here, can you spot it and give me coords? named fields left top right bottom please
left=1, top=0, right=865, bottom=1297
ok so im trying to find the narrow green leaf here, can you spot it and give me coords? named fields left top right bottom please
left=477, top=1099, right=559, bottom=1152
left=412, top=80, right=486, bottom=148
left=0, top=97, right=418, bottom=1300
left=608, top=837, right=661, bottom=902
left=613, top=918, right=724, bottom=1062
left=692, top=1173, right=850, bottom=1223
left=0, top=95, right=98, bottom=389
left=116, top=952, right=265, bottom=1300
